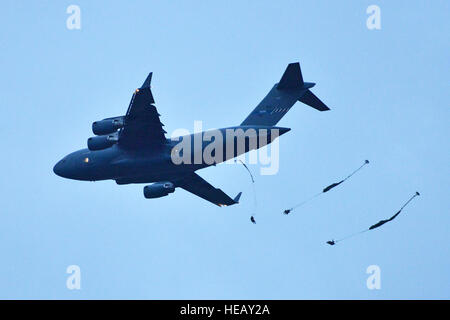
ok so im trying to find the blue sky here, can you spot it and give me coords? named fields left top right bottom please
left=0, top=1, right=448, bottom=299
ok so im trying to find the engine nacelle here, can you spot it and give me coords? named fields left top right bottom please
left=143, top=182, right=175, bottom=199
left=92, top=116, right=124, bottom=135
left=87, top=133, right=118, bottom=151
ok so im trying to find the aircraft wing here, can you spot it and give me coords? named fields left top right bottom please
left=119, top=73, right=167, bottom=148
left=175, top=172, right=241, bottom=207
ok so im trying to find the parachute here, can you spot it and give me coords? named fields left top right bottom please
left=283, top=160, right=370, bottom=215
left=327, top=192, right=420, bottom=245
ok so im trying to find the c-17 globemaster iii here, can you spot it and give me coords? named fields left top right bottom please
left=53, top=62, right=330, bottom=206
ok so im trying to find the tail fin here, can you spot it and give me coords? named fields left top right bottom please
left=241, top=62, right=330, bottom=126
left=277, top=62, right=304, bottom=89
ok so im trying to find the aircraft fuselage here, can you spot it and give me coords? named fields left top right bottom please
left=53, top=125, right=290, bottom=184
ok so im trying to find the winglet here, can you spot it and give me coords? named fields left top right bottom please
left=233, top=192, right=242, bottom=204
left=141, top=72, right=153, bottom=89
left=135, top=72, right=155, bottom=104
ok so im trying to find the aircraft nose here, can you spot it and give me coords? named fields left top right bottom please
left=53, top=159, right=66, bottom=177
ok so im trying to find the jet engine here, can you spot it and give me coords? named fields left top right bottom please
left=143, top=182, right=175, bottom=199
left=92, top=116, right=124, bottom=135
left=87, top=133, right=118, bottom=151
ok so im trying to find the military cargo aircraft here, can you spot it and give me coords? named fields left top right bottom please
left=53, top=62, right=329, bottom=206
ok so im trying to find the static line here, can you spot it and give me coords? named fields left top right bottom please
left=237, top=160, right=258, bottom=224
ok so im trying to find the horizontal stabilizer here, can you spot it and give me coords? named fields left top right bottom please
left=298, top=89, right=330, bottom=111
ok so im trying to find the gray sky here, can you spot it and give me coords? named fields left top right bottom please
left=0, top=0, right=448, bottom=299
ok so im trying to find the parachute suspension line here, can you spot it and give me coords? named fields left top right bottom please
left=328, top=229, right=370, bottom=245
left=326, top=191, right=420, bottom=246
left=344, top=159, right=369, bottom=181
left=399, top=191, right=420, bottom=211
left=237, top=160, right=258, bottom=224
left=283, top=160, right=370, bottom=215
left=283, top=191, right=322, bottom=214
left=322, top=160, right=370, bottom=193
left=293, top=192, right=322, bottom=209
